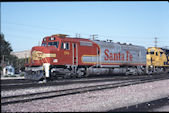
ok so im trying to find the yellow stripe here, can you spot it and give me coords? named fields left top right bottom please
left=32, top=50, right=56, bottom=60
left=43, top=53, right=56, bottom=58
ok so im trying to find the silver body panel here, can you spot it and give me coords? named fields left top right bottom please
left=82, top=40, right=146, bottom=66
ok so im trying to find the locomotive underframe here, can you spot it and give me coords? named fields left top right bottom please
left=25, top=63, right=147, bottom=81
left=146, top=65, right=169, bottom=75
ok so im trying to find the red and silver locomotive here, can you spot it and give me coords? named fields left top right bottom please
left=25, top=34, right=147, bottom=81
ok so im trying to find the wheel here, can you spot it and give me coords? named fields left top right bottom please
left=63, top=73, right=71, bottom=79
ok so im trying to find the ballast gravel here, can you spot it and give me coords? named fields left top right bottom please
left=1, top=80, right=129, bottom=97
left=2, top=79, right=169, bottom=112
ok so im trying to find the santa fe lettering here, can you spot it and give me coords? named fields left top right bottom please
left=104, top=49, right=133, bottom=61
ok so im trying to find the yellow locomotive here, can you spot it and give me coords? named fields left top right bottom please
left=146, top=47, right=169, bottom=74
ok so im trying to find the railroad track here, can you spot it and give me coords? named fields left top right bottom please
left=1, top=74, right=169, bottom=106
left=1, top=78, right=32, bottom=84
left=1, top=74, right=166, bottom=91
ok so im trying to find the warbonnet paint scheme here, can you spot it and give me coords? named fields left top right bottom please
left=24, top=34, right=168, bottom=81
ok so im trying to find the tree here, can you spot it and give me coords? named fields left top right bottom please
left=16, top=58, right=28, bottom=72
left=0, top=33, right=28, bottom=75
left=0, top=33, right=13, bottom=75
left=0, top=33, right=13, bottom=61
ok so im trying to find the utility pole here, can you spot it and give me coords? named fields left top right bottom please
left=38, top=41, right=40, bottom=46
left=154, top=37, right=158, bottom=48
left=90, top=34, right=98, bottom=40
left=75, top=33, right=80, bottom=38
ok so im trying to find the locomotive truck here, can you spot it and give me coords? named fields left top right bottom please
left=24, top=34, right=168, bottom=82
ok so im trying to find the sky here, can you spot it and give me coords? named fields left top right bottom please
left=1, top=1, right=169, bottom=52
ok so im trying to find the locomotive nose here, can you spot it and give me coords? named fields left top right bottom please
left=32, top=50, right=44, bottom=61
left=31, top=46, right=56, bottom=65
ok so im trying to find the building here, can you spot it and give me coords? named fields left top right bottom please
left=3, top=65, right=15, bottom=76
left=11, top=50, right=31, bottom=59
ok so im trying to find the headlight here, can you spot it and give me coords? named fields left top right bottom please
left=53, top=59, right=58, bottom=63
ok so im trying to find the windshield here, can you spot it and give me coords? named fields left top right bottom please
left=41, top=42, right=47, bottom=47
left=48, top=41, right=59, bottom=48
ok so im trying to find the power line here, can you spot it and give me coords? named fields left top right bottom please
left=3, top=21, right=167, bottom=39
left=2, top=21, right=169, bottom=42
left=2, top=21, right=169, bottom=48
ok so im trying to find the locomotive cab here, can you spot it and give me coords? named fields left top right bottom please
left=25, top=34, right=100, bottom=81
left=146, top=47, right=169, bottom=74
left=25, top=34, right=68, bottom=81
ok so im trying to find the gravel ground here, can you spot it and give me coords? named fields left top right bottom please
left=1, top=79, right=132, bottom=97
left=2, top=79, right=169, bottom=112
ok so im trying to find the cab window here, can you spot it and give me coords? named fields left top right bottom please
left=61, top=42, right=64, bottom=49
left=41, top=43, right=47, bottom=47
left=61, top=42, right=70, bottom=50
left=48, top=41, right=59, bottom=48
left=160, top=52, right=163, bottom=57
left=65, top=42, right=70, bottom=50
left=146, top=51, right=149, bottom=54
